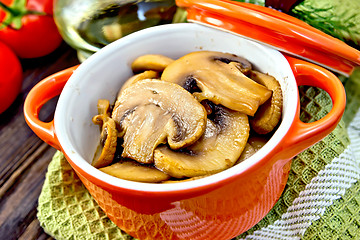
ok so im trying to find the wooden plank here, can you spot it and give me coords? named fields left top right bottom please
left=0, top=43, right=79, bottom=240
left=0, top=143, right=56, bottom=239
left=18, top=218, right=54, bottom=240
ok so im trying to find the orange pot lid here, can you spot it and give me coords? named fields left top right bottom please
left=176, top=0, right=360, bottom=76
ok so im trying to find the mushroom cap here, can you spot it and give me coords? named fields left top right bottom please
left=111, top=79, right=207, bottom=164
left=91, top=100, right=118, bottom=168
left=119, top=70, right=159, bottom=93
left=99, top=160, right=171, bottom=183
left=236, top=136, right=268, bottom=164
left=154, top=104, right=250, bottom=178
left=131, top=54, right=174, bottom=73
left=161, top=51, right=272, bottom=116
left=249, top=70, right=283, bottom=134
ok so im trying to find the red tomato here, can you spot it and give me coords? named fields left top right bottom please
left=0, top=41, right=22, bottom=113
left=0, top=0, right=62, bottom=58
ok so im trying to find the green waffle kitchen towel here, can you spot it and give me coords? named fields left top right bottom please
left=236, top=86, right=360, bottom=239
left=37, top=78, right=360, bottom=239
left=37, top=150, right=133, bottom=240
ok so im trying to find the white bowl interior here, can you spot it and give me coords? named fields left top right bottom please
left=55, top=23, right=298, bottom=192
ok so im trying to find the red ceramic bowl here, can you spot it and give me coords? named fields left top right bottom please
left=24, top=23, right=345, bottom=240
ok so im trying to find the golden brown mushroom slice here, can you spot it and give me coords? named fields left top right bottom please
left=161, top=175, right=209, bottom=184
left=236, top=143, right=256, bottom=164
left=131, top=54, right=174, bottom=73
left=248, top=136, right=268, bottom=150
left=161, top=51, right=272, bottom=116
left=99, top=160, right=171, bottom=183
left=92, top=99, right=118, bottom=168
left=154, top=103, right=250, bottom=178
left=249, top=70, right=283, bottom=134
left=236, top=136, right=268, bottom=164
left=119, top=70, right=159, bottom=93
left=111, top=79, right=207, bottom=164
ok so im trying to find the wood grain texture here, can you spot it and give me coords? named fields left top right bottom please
left=0, top=43, right=80, bottom=240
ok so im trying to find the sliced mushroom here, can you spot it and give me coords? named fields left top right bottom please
left=161, top=175, right=209, bottom=184
left=249, top=70, right=283, bottom=134
left=131, top=54, right=174, bottom=73
left=154, top=104, right=250, bottom=178
left=161, top=51, right=272, bottom=116
left=92, top=99, right=118, bottom=168
left=236, top=136, right=268, bottom=164
left=119, top=70, right=159, bottom=93
left=111, top=79, right=207, bottom=164
left=248, top=136, right=268, bottom=150
left=236, top=143, right=256, bottom=164
left=99, top=160, right=171, bottom=183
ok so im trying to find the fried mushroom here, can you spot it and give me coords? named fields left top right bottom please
left=236, top=136, right=268, bottom=164
left=92, top=99, right=118, bottom=168
left=99, top=160, right=171, bottom=183
left=249, top=70, right=283, bottom=134
left=154, top=104, right=250, bottom=178
left=111, top=79, right=207, bottom=164
left=131, top=54, right=174, bottom=73
left=119, top=70, right=159, bottom=93
left=161, top=51, right=272, bottom=116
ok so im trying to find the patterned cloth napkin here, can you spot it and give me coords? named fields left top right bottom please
left=37, top=69, right=360, bottom=240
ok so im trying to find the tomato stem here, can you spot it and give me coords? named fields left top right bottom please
left=0, top=2, right=20, bottom=16
left=0, top=1, right=46, bottom=30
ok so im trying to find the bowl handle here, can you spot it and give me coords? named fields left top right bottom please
left=24, top=65, right=79, bottom=150
left=281, top=55, right=346, bottom=157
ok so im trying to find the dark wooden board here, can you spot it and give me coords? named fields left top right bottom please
left=0, top=42, right=80, bottom=240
